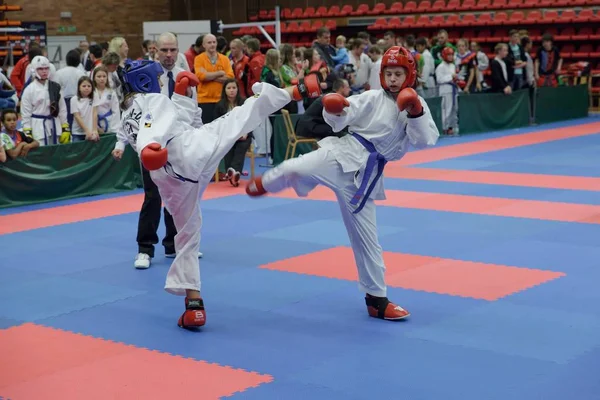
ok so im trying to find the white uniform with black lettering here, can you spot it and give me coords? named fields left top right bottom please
left=260, top=89, right=439, bottom=297
left=117, top=82, right=293, bottom=295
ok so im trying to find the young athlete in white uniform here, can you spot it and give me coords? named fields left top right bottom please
left=116, top=60, right=322, bottom=329
left=246, top=46, right=439, bottom=321
left=21, top=56, right=71, bottom=145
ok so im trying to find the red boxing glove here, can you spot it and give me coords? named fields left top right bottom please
left=174, top=71, right=200, bottom=96
left=292, top=73, right=322, bottom=101
left=141, top=143, right=168, bottom=171
left=396, top=87, right=423, bottom=116
left=322, top=93, right=349, bottom=115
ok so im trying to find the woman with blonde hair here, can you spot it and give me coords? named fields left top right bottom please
left=109, top=37, right=129, bottom=66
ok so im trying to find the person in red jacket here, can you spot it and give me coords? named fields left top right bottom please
left=244, top=38, right=265, bottom=96
left=246, top=47, right=440, bottom=322
left=11, top=44, right=42, bottom=98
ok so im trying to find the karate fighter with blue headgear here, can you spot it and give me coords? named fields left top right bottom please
left=246, top=46, right=439, bottom=321
left=116, top=59, right=323, bottom=329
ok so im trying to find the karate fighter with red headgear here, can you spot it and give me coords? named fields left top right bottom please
left=246, top=47, right=439, bottom=321
left=117, top=60, right=322, bottom=329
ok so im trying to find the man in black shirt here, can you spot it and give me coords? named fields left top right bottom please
left=296, top=78, right=351, bottom=140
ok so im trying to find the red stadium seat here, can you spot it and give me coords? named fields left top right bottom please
left=557, top=9, right=576, bottom=23
left=572, top=27, right=593, bottom=40
left=417, top=0, right=432, bottom=11
left=461, top=0, right=476, bottom=10
left=291, top=8, right=303, bottom=19
left=416, top=15, right=431, bottom=27
left=522, top=0, right=538, bottom=7
left=494, top=12, right=509, bottom=25
left=386, top=2, right=403, bottom=14
left=590, top=28, right=600, bottom=40
left=325, top=19, right=337, bottom=30
left=446, top=0, right=460, bottom=10
left=388, top=17, right=401, bottom=29
left=458, top=13, right=476, bottom=26
left=445, top=14, right=460, bottom=26
left=404, top=1, right=418, bottom=12
left=403, top=15, right=416, bottom=28
left=492, top=0, right=508, bottom=8
left=572, top=44, right=593, bottom=59
left=574, top=8, right=596, bottom=23
left=303, top=7, right=315, bottom=18
left=430, top=15, right=446, bottom=27
left=560, top=44, right=575, bottom=58
left=555, top=27, right=575, bottom=40
left=507, top=0, right=524, bottom=8
left=525, top=10, right=542, bottom=23
left=315, top=6, right=328, bottom=17
left=478, top=29, right=492, bottom=41
left=475, top=0, right=492, bottom=10
left=477, top=13, right=492, bottom=25
left=327, top=6, right=340, bottom=17
left=590, top=45, right=600, bottom=58
left=311, top=20, right=324, bottom=32
left=339, top=5, right=353, bottom=16
left=527, top=28, right=541, bottom=40
left=510, top=11, right=525, bottom=24
left=298, top=21, right=311, bottom=33
left=351, top=4, right=369, bottom=15
left=542, top=10, right=559, bottom=23
left=368, top=2, right=387, bottom=15
left=432, top=0, right=446, bottom=11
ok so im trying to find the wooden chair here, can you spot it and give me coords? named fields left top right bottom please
left=281, top=109, right=318, bottom=161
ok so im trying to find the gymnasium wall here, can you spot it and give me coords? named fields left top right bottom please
left=10, top=0, right=171, bottom=59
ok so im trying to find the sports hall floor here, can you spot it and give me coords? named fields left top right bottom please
left=2, top=116, right=600, bottom=400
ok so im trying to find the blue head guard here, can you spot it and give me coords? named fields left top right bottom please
left=120, top=60, right=163, bottom=95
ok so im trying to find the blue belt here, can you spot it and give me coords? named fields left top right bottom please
left=442, top=82, right=458, bottom=108
left=161, top=137, right=198, bottom=183
left=350, top=133, right=387, bottom=214
left=98, top=109, right=112, bottom=133
left=32, top=114, right=56, bottom=146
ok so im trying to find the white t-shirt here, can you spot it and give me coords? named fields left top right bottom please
left=70, top=96, right=98, bottom=136
left=54, top=66, right=87, bottom=99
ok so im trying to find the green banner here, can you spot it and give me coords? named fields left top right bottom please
left=271, top=97, right=444, bottom=165
left=426, top=96, right=444, bottom=135
left=0, top=134, right=142, bottom=209
left=458, top=89, right=530, bottom=134
left=535, top=84, right=589, bottom=124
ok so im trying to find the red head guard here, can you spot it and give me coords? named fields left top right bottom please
left=441, top=46, right=455, bottom=63
left=379, top=46, right=417, bottom=91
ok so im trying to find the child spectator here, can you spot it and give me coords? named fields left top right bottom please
left=436, top=46, right=458, bottom=135
left=331, top=35, right=349, bottom=66
left=214, top=79, right=251, bottom=187
left=454, top=38, right=479, bottom=93
left=490, top=43, right=512, bottom=95
left=21, top=56, right=70, bottom=146
left=55, top=49, right=87, bottom=130
left=1, top=109, right=39, bottom=160
left=92, top=65, right=120, bottom=133
left=70, top=76, right=99, bottom=142
left=535, top=33, right=562, bottom=87
left=416, top=37, right=436, bottom=98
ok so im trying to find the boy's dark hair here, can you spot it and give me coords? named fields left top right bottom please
left=89, top=44, right=102, bottom=58
left=416, top=37, right=428, bottom=47
left=66, top=49, right=81, bottom=67
left=542, top=33, right=554, bottom=42
left=1, top=108, right=17, bottom=122
left=521, top=36, right=531, bottom=47
left=28, top=46, right=43, bottom=61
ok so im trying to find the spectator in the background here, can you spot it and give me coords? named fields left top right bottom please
left=416, top=37, right=436, bottom=98
left=70, top=76, right=99, bottom=142
left=331, top=35, right=349, bottom=67
left=312, top=27, right=335, bottom=69
left=367, top=45, right=383, bottom=91
left=217, top=36, right=229, bottom=55
left=357, top=31, right=371, bottom=53
left=436, top=46, right=459, bottom=135
left=185, top=35, right=204, bottom=73
left=79, top=40, right=94, bottom=71
left=214, top=79, right=251, bottom=187
left=431, top=29, right=456, bottom=66
left=54, top=49, right=87, bottom=129
left=1, top=109, right=39, bottom=161
left=535, top=33, right=562, bottom=88
left=454, top=38, right=480, bottom=94
left=260, top=49, right=282, bottom=88
left=347, top=38, right=371, bottom=94
left=11, top=42, right=40, bottom=97
left=140, top=40, right=158, bottom=61
left=88, top=44, right=103, bottom=70
left=194, top=33, right=234, bottom=123
left=92, top=66, right=120, bottom=134
left=506, top=29, right=527, bottom=91
left=470, top=41, right=489, bottom=90
left=108, top=37, right=129, bottom=67
left=491, top=43, right=512, bottom=95
left=405, top=35, right=417, bottom=57
left=521, top=36, right=535, bottom=89
left=229, top=38, right=249, bottom=98
left=96, top=52, right=122, bottom=100
left=383, top=31, right=396, bottom=50
left=295, top=77, right=350, bottom=140
left=245, top=38, right=265, bottom=96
